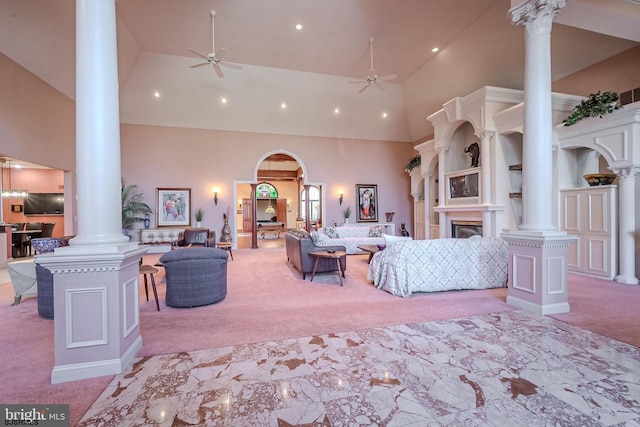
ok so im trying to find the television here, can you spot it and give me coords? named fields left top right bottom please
left=24, top=193, right=64, bottom=215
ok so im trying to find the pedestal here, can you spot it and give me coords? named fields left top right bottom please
left=36, top=242, right=148, bottom=384
left=500, top=231, right=575, bottom=315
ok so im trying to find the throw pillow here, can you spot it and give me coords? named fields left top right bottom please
left=368, top=225, right=384, bottom=237
left=310, top=230, right=321, bottom=245
left=324, top=227, right=340, bottom=239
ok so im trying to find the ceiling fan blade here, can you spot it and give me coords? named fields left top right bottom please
left=190, top=62, right=210, bottom=68
left=358, top=84, right=371, bottom=94
left=378, top=74, right=397, bottom=82
left=187, top=48, right=209, bottom=60
left=213, top=63, right=225, bottom=78
left=215, top=48, right=227, bottom=61
left=220, top=61, right=243, bottom=70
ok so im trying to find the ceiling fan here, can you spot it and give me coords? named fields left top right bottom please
left=350, top=37, right=397, bottom=94
left=187, top=10, right=242, bottom=78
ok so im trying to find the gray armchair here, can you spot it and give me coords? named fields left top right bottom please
left=172, top=228, right=216, bottom=248
left=159, top=247, right=228, bottom=308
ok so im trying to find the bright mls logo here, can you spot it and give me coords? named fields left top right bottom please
left=1, top=404, right=69, bottom=426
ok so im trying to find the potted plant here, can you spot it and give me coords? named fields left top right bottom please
left=563, top=91, right=622, bottom=127
left=195, top=208, right=204, bottom=227
left=405, top=155, right=421, bottom=173
left=121, top=180, right=152, bottom=237
left=343, top=206, right=352, bottom=224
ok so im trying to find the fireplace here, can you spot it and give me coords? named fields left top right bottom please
left=451, top=221, right=482, bottom=238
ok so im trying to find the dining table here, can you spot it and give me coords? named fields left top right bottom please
left=11, top=229, right=42, bottom=258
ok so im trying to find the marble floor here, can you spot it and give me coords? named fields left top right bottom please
left=79, top=310, right=640, bottom=426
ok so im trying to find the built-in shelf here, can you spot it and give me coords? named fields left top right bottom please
left=509, top=164, right=522, bottom=171
left=509, top=192, right=522, bottom=199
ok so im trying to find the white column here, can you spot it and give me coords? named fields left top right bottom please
left=437, top=147, right=447, bottom=238
left=73, top=0, right=128, bottom=246
left=476, top=130, right=494, bottom=205
left=613, top=167, right=639, bottom=284
left=36, top=0, right=147, bottom=384
left=513, top=0, right=564, bottom=232
left=501, top=0, right=573, bottom=316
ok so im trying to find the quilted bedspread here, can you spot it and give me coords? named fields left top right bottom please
left=367, top=238, right=508, bottom=297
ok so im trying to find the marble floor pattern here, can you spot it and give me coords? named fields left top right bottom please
left=78, top=310, right=640, bottom=426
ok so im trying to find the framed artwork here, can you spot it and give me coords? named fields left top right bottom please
left=157, top=188, right=191, bottom=227
left=356, top=184, right=378, bottom=223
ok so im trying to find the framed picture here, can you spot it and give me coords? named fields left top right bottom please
left=11, top=204, right=23, bottom=213
left=156, top=188, right=191, bottom=227
left=356, top=184, right=378, bottom=223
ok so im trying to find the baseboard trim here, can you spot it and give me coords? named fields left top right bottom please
left=506, top=295, right=570, bottom=315
left=51, top=336, right=142, bottom=384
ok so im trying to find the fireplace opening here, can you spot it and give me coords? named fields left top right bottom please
left=451, top=221, right=483, bottom=238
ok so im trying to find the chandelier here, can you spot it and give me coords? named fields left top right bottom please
left=1, top=159, right=29, bottom=199
left=265, top=203, right=275, bottom=214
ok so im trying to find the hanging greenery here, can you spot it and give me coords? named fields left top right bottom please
left=563, top=91, right=622, bottom=127
left=405, top=155, right=421, bottom=173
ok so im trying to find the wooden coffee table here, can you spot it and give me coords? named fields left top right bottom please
left=358, top=244, right=381, bottom=263
left=309, top=250, right=347, bottom=286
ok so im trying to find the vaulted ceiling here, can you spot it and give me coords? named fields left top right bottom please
left=1, top=0, right=638, bottom=144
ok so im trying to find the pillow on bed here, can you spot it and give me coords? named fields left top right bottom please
left=324, top=227, right=340, bottom=239
left=383, top=233, right=412, bottom=245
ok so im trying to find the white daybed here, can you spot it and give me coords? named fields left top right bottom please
left=367, top=237, right=508, bottom=297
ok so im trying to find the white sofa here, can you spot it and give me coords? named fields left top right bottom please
left=367, top=237, right=508, bottom=297
left=313, top=225, right=386, bottom=254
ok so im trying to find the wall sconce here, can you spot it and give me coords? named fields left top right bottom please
left=213, top=187, right=220, bottom=205
left=339, top=190, right=344, bottom=205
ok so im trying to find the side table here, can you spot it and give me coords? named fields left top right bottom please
left=309, top=250, right=347, bottom=286
left=216, top=241, right=234, bottom=261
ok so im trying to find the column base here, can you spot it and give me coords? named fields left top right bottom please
left=51, top=336, right=142, bottom=384
left=501, top=231, right=576, bottom=316
left=615, top=275, right=640, bottom=285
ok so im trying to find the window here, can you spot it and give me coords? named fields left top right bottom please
left=300, top=186, right=320, bottom=221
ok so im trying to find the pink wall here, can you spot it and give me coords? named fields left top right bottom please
left=120, top=124, right=415, bottom=238
left=552, top=45, right=640, bottom=96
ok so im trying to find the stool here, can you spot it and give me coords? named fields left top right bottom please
left=216, top=242, right=234, bottom=261
left=139, top=264, right=160, bottom=311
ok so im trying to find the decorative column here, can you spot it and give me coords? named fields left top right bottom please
left=423, top=172, right=432, bottom=239
left=251, top=183, right=258, bottom=249
left=501, top=0, right=574, bottom=315
left=36, top=0, right=147, bottom=384
left=437, top=147, right=447, bottom=238
left=612, top=167, right=639, bottom=284
left=477, top=130, right=495, bottom=237
left=303, top=185, right=311, bottom=231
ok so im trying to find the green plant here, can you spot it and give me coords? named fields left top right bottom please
left=405, top=155, right=421, bottom=173
left=195, top=208, right=204, bottom=222
left=563, top=91, right=622, bottom=127
left=343, top=206, right=352, bottom=219
left=121, top=180, right=152, bottom=231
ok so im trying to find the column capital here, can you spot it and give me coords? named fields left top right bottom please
left=474, top=129, right=495, bottom=141
left=510, top=0, right=566, bottom=31
left=612, top=166, right=640, bottom=180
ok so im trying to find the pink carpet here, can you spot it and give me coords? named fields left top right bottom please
left=0, top=247, right=638, bottom=425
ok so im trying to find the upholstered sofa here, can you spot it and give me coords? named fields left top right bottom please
left=285, top=229, right=347, bottom=280
left=314, top=225, right=386, bottom=254
left=159, top=247, right=228, bottom=307
left=172, top=228, right=216, bottom=248
left=32, top=235, right=75, bottom=318
left=368, top=237, right=508, bottom=297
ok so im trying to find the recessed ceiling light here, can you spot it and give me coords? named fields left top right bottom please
left=334, top=108, right=340, bottom=115
left=153, top=91, right=160, bottom=98
left=295, top=24, right=303, bottom=30
left=221, top=97, right=227, bottom=104
left=432, top=47, right=439, bottom=53
left=381, top=112, right=388, bottom=119
left=281, top=102, right=287, bottom=109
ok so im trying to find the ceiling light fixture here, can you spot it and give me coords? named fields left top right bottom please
left=432, top=47, right=439, bottom=53
left=381, top=112, right=388, bottom=118
left=281, top=102, right=287, bottom=109
left=221, top=97, right=227, bottom=104
left=1, top=159, right=29, bottom=199
left=295, top=24, right=303, bottom=30
left=153, top=91, right=160, bottom=98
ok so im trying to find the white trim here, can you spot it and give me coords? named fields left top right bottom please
left=506, top=295, right=570, bottom=315
left=65, top=287, right=108, bottom=349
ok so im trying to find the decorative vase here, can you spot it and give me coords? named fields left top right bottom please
left=344, top=217, right=350, bottom=224
left=221, top=215, right=232, bottom=242
left=144, top=214, right=150, bottom=229
left=385, top=212, right=395, bottom=223
left=196, top=221, right=202, bottom=228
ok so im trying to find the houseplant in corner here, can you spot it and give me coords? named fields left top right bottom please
left=405, top=155, right=421, bottom=173
left=122, top=180, right=152, bottom=238
left=195, top=208, right=204, bottom=228
left=343, top=206, right=352, bottom=224
left=563, top=91, right=622, bottom=127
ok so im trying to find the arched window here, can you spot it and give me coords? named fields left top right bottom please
left=256, top=182, right=278, bottom=199
left=300, top=186, right=320, bottom=221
